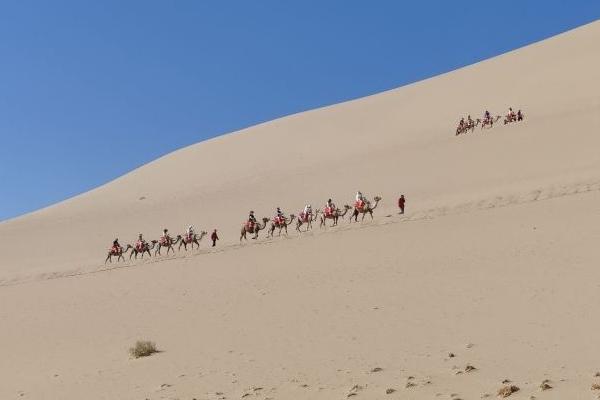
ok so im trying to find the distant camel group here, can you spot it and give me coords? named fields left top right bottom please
left=455, top=108, right=524, bottom=136
left=105, top=231, right=207, bottom=263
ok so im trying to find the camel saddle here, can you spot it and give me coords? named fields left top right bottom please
left=273, top=216, right=285, bottom=225
left=324, top=207, right=333, bottom=216
left=355, top=200, right=366, bottom=210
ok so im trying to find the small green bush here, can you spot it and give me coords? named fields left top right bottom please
left=129, top=340, right=158, bottom=358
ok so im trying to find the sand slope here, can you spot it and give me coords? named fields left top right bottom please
left=0, top=20, right=599, bottom=400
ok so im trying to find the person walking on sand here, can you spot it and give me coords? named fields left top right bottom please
left=211, top=229, right=219, bottom=247
left=398, top=194, right=406, bottom=214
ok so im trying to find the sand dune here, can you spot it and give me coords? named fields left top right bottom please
left=0, top=20, right=599, bottom=400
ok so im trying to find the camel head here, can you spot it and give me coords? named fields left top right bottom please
left=343, top=204, right=351, bottom=210
left=261, top=217, right=270, bottom=223
left=176, top=234, right=182, bottom=239
left=373, top=196, right=382, bottom=202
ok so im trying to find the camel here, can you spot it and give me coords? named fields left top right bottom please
left=240, top=217, right=270, bottom=241
left=268, top=214, right=296, bottom=237
left=481, top=115, right=501, bottom=129
left=319, top=205, right=351, bottom=228
left=296, top=210, right=320, bottom=232
left=105, top=244, right=132, bottom=264
left=350, top=196, right=382, bottom=222
left=155, top=235, right=181, bottom=256
left=179, top=231, right=208, bottom=251
left=504, top=111, right=523, bottom=124
left=130, top=240, right=158, bottom=260
left=455, top=119, right=480, bottom=136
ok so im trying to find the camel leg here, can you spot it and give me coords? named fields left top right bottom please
left=105, top=254, right=111, bottom=264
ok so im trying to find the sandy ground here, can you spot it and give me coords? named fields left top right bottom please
left=1, top=19, right=600, bottom=400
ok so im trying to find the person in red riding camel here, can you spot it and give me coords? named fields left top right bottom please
left=247, top=210, right=257, bottom=228
left=111, top=238, right=121, bottom=254
left=355, top=191, right=368, bottom=209
left=275, top=207, right=285, bottom=224
left=160, top=228, right=170, bottom=245
left=136, top=233, right=146, bottom=251
left=398, top=194, right=406, bottom=214
left=211, top=229, right=219, bottom=247
left=507, top=107, right=516, bottom=122
left=325, top=198, right=336, bottom=216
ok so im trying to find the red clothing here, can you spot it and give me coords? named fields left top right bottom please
left=211, top=232, right=219, bottom=241
left=398, top=197, right=405, bottom=207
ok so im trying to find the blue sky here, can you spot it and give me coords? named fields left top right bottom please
left=1, top=1, right=599, bottom=221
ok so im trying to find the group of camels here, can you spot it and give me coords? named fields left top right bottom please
left=105, top=231, right=207, bottom=263
left=240, top=196, right=382, bottom=241
left=455, top=108, right=524, bottom=136
left=106, top=195, right=383, bottom=263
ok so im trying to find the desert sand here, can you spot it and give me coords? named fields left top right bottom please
left=0, top=20, right=599, bottom=400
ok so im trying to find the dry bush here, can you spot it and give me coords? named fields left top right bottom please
left=129, top=340, right=158, bottom=358
left=497, top=385, right=519, bottom=398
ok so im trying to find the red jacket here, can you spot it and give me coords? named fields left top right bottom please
left=398, top=197, right=405, bottom=207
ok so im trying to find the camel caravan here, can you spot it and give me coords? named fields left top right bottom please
left=455, top=107, right=524, bottom=136
left=106, top=191, right=383, bottom=263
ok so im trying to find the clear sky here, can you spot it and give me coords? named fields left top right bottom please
left=1, top=1, right=598, bottom=221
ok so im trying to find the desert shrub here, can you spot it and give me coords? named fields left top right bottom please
left=129, top=340, right=157, bottom=358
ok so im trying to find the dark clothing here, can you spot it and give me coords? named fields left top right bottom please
left=211, top=232, right=219, bottom=247
left=398, top=196, right=406, bottom=214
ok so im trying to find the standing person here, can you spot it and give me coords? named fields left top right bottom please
left=211, top=229, right=219, bottom=247
left=398, top=194, right=406, bottom=214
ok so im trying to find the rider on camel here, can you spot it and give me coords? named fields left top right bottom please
left=356, top=191, right=368, bottom=209
left=508, top=107, right=516, bottom=122
left=248, top=211, right=257, bottom=227
left=112, top=238, right=121, bottom=253
left=136, top=234, right=146, bottom=251
left=275, top=207, right=285, bottom=224
left=186, top=225, right=195, bottom=241
left=467, top=115, right=473, bottom=127
left=484, top=110, right=491, bottom=122
left=160, top=228, right=170, bottom=245
left=303, top=204, right=312, bottom=220
left=325, top=199, right=336, bottom=216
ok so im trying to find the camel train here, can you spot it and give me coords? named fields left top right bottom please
left=106, top=193, right=384, bottom=263
left=455, top=108, right=524, bottom=136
